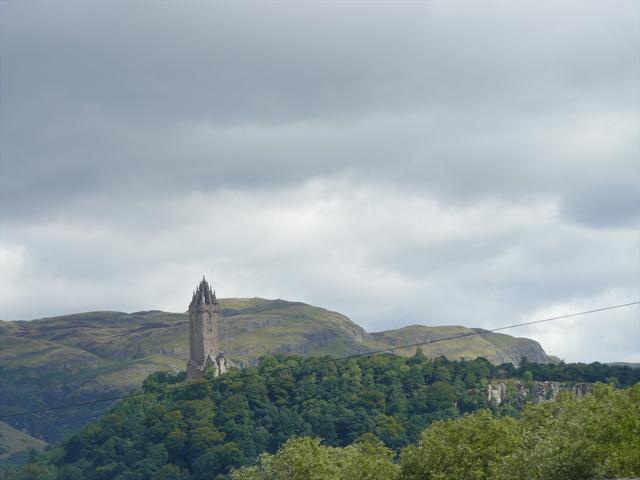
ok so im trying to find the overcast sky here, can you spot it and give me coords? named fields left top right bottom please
left=1, top=1, right=638, bottom=363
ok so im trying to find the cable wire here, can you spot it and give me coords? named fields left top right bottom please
left=1, top=300, right=638, bottom=421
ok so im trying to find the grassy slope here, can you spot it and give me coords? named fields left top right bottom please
left=0, top=421, right=47, bottom=466
left=370, top=325, right=550, bottom=365
left=0, top=298, right=553, bottom=450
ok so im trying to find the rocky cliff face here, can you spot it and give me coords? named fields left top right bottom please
left=487, top=380, right=592, bottom=406
left=371, top=326, right=552, bottom=365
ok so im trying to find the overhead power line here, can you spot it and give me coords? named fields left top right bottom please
left=1, top=300, right=638, bottom=421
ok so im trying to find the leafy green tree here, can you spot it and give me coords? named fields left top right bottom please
left=497, top=383, right=640, bottom=480
left=152, top=464, right=182, bottom=480
left=56, top=464, right=84, bottom=480
left=229, top=437, right=398, bottom=480
left=165, top=429, right=187, bottom=460
left=400, top=410, right=520, bottom=480
left=193, top=443, right=244, bottom=480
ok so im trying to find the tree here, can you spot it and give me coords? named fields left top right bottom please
left=229, top=437, right=398, bottom=480
left=152, top=464, right=182, bottom=480
left=400, top=410, right=520, bottom=480
left=497, top=383, right=640, bottom=480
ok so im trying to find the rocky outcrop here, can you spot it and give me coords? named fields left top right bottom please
left=487, top=380, right=593, bottom=406
left=372, top=326, right=555, bottom=366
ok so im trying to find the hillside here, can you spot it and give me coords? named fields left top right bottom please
left=0, top=298, right=553, bottom=447
left=0, top=422, right=46, bottom=466
left=3, top=354, right=638, bottom=480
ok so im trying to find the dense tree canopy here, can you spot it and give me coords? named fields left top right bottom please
left=4, top=354, right=639, bottom=480
left=231, top=384, right=639, bottom=480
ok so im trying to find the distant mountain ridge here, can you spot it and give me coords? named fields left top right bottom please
left=0, top=297, right=554, bottom=452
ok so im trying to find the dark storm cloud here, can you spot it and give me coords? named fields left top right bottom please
left=2, top=1, right=637, bottom=223
left=1, top=1, right=638, bottom=362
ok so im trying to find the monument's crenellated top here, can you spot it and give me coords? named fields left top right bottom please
left=187, top=276, right=226, bottom=380
left=189, top=276, right=218, bottom=310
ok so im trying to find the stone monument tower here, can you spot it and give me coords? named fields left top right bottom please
left=187, top=277, right=227, bottom=380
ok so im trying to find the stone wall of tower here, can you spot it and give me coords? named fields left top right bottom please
left=187, top=278, right=227, bottom=380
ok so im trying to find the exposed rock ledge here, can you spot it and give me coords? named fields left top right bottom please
left=487, top=380, right=592, bottom=406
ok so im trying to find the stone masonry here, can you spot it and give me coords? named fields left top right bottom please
left=186, top=277, right=227, bottom=380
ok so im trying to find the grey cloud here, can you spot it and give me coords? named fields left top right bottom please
left=5, top=1, right=634, bottom=121
left=1, top=1, right=638, bottom=362
left=4, top=107, right=636, bottom=225
left=561, top=180, right=639, bottom=228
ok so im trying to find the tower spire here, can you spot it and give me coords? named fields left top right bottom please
left=187, top=277, right=226, bottom=380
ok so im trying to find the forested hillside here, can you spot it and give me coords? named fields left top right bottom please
left=4, top=353, right=639, bottom=480
left=231, top=384, right=639, bottom=480
left=0, top=298, right=555, bottom=447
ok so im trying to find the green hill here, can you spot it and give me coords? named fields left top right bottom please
left=0, top=298, right=553, bottom=449
left=0, top=422, right=47, bottom=467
